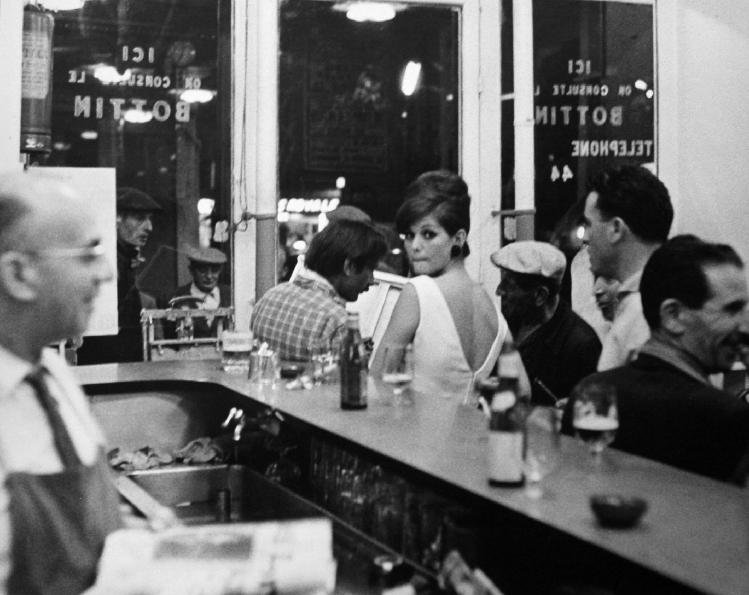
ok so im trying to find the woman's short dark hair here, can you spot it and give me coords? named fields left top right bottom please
left=640, top=234, right=744, bottom=329
left=395, top=170, right=471, bottom=258
left=305, top=220, right=387, bottom=279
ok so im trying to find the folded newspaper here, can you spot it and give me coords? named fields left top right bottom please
left=86, top=518, right=336, bottom=595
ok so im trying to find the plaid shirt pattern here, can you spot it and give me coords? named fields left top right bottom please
left=251, top=270, right=347, bottom=361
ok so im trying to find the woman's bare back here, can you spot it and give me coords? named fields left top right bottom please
left=435, top=268, right=499, bottom=370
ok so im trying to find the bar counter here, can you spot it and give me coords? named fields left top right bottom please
left=76, top=361, right=749, bottom=595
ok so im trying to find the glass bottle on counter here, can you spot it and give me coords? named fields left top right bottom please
left=487, top=389, right=525, bottom=487
left=340, top=311, right=368, bottom=410
left=487, top=340, right=526, bottom=486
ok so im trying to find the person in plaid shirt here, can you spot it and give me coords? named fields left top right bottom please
left=251, top=219, right=387, bottom=361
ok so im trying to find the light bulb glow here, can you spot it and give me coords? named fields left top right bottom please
left=197, top=198, right=215, bottom=216
left=93, top=65, right=131, bottom=84
left=346, top=2, right=396, bottom=22
left=336, top=176, right=346, bottom=189
left=40, top=0, right=84, bottom=10
left=634, top=79, right=648, bottom=91
left=123, top=109, right=153, bottom=124
left=179, top=89, right=215, bottom=104
left=401, top=61, right=421, bottom=96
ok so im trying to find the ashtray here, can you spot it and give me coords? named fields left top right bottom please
left=590, top=494, right=648, bottom=528
left=280, top=364, right=304, bottom=379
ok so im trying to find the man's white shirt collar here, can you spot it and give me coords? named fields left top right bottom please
left=190, top=283, right=220, bottom=309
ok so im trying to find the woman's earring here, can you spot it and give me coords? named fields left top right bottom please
left=450, top=245, right=462, bottom=258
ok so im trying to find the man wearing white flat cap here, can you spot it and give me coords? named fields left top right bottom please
left=170, top=247, right=231, bottom=337
left=492, top=241, right=601, bottom=405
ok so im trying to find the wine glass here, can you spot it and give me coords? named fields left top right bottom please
left=381, top=344, right=415, bottom=405
left=572, top=380, right=619, bottom=457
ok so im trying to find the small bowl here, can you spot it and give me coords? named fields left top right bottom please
left=280, top=364, right=304, bottom=380
left=590, top=494, right=648, bottom=528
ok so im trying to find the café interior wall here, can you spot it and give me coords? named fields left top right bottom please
left=663, top=1, right=749, bottom=262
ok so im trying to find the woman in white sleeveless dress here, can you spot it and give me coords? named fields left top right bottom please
left=371, top=170, right=509, bottom=403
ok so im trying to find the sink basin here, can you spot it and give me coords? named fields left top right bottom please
left=127, top=464, right=318, bottom=525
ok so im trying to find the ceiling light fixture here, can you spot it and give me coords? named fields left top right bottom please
left=93, top=64, right=131, bottom=84
left=400, top=61, right=422, bottom=96
left=123, top=108, right=153, bottom=124
left=335, top=2, right=402, bottom=23
left=39, top=0, right=84, bottom=10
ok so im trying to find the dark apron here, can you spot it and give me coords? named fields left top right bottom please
left=5, top=450, right=122, bottom=595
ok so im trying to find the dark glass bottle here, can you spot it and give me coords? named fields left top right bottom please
left=340, top=312, right=367, bottom=410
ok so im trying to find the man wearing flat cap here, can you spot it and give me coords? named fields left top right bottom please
left=493, top=241, right=601, bottom=405
left=115, top=187, right=162, bottom=360
left=170, top=247, right=231, bottom=337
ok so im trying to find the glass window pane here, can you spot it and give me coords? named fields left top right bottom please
left=30, top=0, right=231, bottom=362
left=533, top=0, right=655, bottom=243
left=278, top=0, right=459, bottom=279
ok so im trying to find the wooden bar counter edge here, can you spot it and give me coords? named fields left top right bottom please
left=75, top=361, right=749, bottom=595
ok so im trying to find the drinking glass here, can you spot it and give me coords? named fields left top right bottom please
left=572, top=380, right=619, bottom=457
left=381, top=344, right=415, bottom=405
left=220, top=331, right=252, bottom=374
left=523, top=406, right=562, bottom=497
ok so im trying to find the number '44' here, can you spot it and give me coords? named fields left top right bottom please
left=550, top=165, right=574, bottom=182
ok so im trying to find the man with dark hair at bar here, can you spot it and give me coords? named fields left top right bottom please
left=0, top=171, right=121, bottom=593
left=252, top=219, right=387, bottom=361
left=492, top=240, right=601, bottom=405
left=582, top=165, right=674, bottom=370
left=564, top=235, right=749, bottom=483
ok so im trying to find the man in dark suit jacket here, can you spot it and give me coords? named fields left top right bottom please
left=564, top=236, right=749, bottom=483
left=492, top=240, right=602, bottom=406
left=170, top=247, right=231, bottom=337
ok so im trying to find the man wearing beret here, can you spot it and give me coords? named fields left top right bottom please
left=169, top=247, right=231, bottom=337
left=493, top=241, right=601, bottom=405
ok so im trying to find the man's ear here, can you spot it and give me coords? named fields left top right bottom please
left=342, top=257, right=356, bottom=276
left=607, top=217, right=627, bottom=244
left=533, top=285, right=550, bottom=307
left=659, top=298, right=687, bottom=335
left=0, top=251, right=39, bottom=301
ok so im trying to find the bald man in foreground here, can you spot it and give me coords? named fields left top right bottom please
left=0, top=171, right=122, bottom=594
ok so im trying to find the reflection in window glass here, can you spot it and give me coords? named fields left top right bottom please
left=502, top=1, right=655, bottom=247
left=278, top=0, right=459, bottom=279
left=29, top=0, right=230, bottom=363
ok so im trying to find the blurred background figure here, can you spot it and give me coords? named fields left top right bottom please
left=371, top=170, right=507, bottom=402
left=492, top=240, right=600, bottom=406
left=169, top=247, right=230, bottom=338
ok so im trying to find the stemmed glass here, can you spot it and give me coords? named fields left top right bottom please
left=572, top=380, right=619, bottom=458
left=380, top=344, right=415, bottom=405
